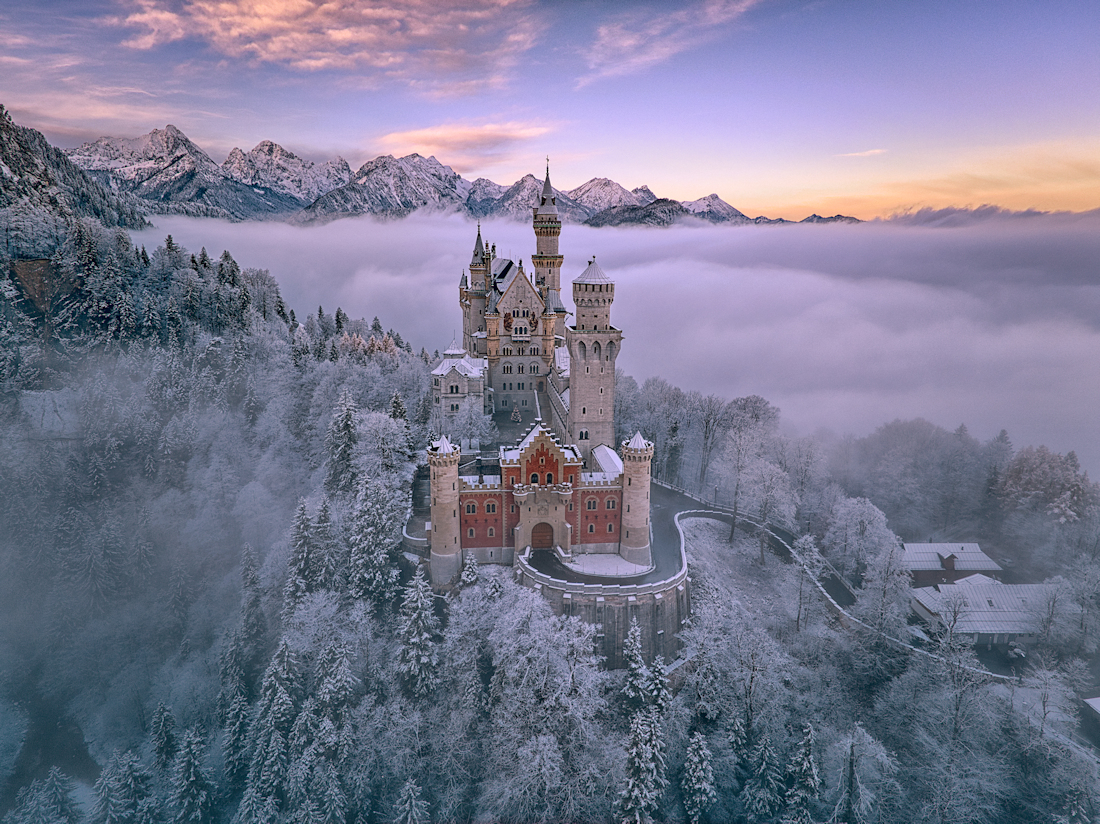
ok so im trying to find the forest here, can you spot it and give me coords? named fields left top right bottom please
left=2, top=204, right=1099, bottom=824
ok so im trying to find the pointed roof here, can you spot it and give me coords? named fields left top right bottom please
left=443, top=336, right=466, bottom=356
left=432, top=434, right=457, bottom=454
left=537, top=165, right=558, bottom=216
left=575, top=257, right=613, bottom=284
left=471, top=224, right=484, bottom=264
left=627, top=432, right=648, bottom=450
left=459, top=270, right=468, bottom=288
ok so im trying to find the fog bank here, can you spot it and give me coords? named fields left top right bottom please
left=132, top=213, right=1100, bottom=475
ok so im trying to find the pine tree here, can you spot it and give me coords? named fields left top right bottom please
left=315, top=640, right=360, bottom=729
left=311, top=499, right=342, bottom=592
left=9, top=768, right=81, bottom=824
left=727, top=715, right=748, bottom=775
left=171, top=730, right=211, bottom=824
left=741, top=736, right=784, bottom=824
left=151, top=703, right=177, bottom=770
left=92, top=752, right=127, bottom=824
left=682, top=732, right=716, bottom=824
left=283, top=501, right=314, bottom=620
left=241, top=543, right=268, bottom=679
left=1060, top=783, right=1092, bottom=824
left=310, top=757, right=347, bottom=824
left=459, top=554, right=479, bottom=587
left=325, top=392, right=359, bottom=496
left=619, top=708, right=667, bottom=824
left=393, top=778, right=428, bottom=824
left=782, top=724, right=821, bottom=824
left=334, top=307, right=348, bottom=334
left=347, top=477, right=404, bottom=607
left=623, top=618, right=650, bottom=710
left=390, top=390, right=407, bottom=421
left=396, top=567, right=440, bottom=698
left=223, top=689, right=252, bottom=789
left=647, top=656, right=671, bottom=715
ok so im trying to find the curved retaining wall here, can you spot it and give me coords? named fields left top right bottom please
left=513, top=516, right=692, bottom=669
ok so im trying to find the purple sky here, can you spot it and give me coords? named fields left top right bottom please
left=3, top=0, right=1099, bottom=218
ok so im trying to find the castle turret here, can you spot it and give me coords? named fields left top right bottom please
left=428, top=435, right=462, bottom=587
left=532, top=166, right=565, bottom=317
left=463, top=224, right=490, bottom=355
left=566, top=258, right=621, bottom=463
left=620, top=432, right=654, bottom=566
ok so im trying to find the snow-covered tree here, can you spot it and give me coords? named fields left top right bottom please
left=741, top=736, right=784, bottom=824
left=93, top=750, right=158, bottom=824
left=315, top=640, right=360, bottom=728
left=393, top=778, right=429, bottom=824
left=782, top=724, right=821, bottom=824
left=396, top=567, right=440, bottom=699
left=347, top=476, right=405, bottom=607
left=150, top=703, right=177, bottom=770
left=619, top=708, right=667, bottom=824
left=682, top=731, right=717, bottom=824
left=741, top=458, right=797, bottom=564
left=283, top=500, right=314, bottom=620
left=827, top=724, right=897, bottom=824
left=646, top=655, right=671, bottom=716
left=223, top=688, right=251, bottom=789
left=7, top=767, right=81, bottom=824
left=311, top=499, right=342, bottom=593
left=854, top=544, right=910, bottom=635
left=324, top=391, right=359, bottom=496
left=822, top=498, right=898, bottom=584
left=170, top=730, right=211, bottom=824
left=622, top=618, right=651, bottom=711
left=459, top=553, right=479, bottom=587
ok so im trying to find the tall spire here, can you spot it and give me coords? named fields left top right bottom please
left=471, top=221, right=484, bottom=264
left=537, top=160, right=557, bottom=215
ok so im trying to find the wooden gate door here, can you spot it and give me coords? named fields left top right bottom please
left=531, top=522, right=553, bottom=549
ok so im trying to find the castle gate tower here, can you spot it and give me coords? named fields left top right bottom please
left=620, top=433, right=654, bottom=566
left=567, top=259, right=621, bottom=464
left=428, top=435, right=462, bottom=587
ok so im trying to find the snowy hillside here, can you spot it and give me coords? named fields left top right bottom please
left=681, top=193, right=751, bottom=224
left=221, top=140, right=350, bottom=204
left=566, top=177, right=644, bottom=212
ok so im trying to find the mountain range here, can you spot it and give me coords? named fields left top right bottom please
left=41, top=119, right=861, bottom=226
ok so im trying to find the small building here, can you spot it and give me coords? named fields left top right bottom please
left=430, top=339, right=490, bottom=432
left=910, top=574, right=1049, bottom=647
left=902, top=542, right=1002, bottom=586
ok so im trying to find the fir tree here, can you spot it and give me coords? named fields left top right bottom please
left=619, top=708, right=667, bottom=824
left=741, top=736, right=784, bottom=824
left=171, top=730, right=211, bottom=824
left=325, top=392, right=359, bottom=496
left=390, top=390, right=407, bottom=421
left=647, top=656, right=671, bottom=716
left=92, top=754, right=128, bottom=824
left=241, top=543, right=268, bottom=677
left=459, top=554, right=479, bottom=587
left=8, top=768, right=81, bottom=824
left=334, top=307, right=348, bottom=334
left=284, top=501, right=314, bottom=620
left=682, top=732, right=716, bottom=824
left=311, top=499, right=342, bottom=592
left=347, top=476, right=404, bottom=607
left=782, top=725, right=821, bottom=824
left=310, top=758, right=347, bottom=824
left=622, top=618, right=650, bottom=711
left=396, top=567, right=441, bottom=698
left=393, top=778, right=428, bottom=824
left=150, top=703, right=177, bottom=770
left=223, top=689, right=252, bottom=789
left=93, top=750, right=158, bottom=824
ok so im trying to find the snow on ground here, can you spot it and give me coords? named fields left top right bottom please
left=682, top=516, right=827, bottom=635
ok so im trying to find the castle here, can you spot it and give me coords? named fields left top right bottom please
left=424, top=169, right=688, bottom=667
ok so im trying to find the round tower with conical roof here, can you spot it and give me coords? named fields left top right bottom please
left=566, top=257, right=621, bottom=463
left=620, top=432, right=654, bottom=566
left=428, top=435, right=462, bottom=587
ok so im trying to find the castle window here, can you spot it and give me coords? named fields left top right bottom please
left=503, top=363, right=513, bottom=374
left=606, top=499, right=616, bottom=510
left=586, top=499, right=597, bottom=510
left=588, top=523, right=595, bottom=533
left=531, top=473, right=539, bottom=484
left=449, top=385, right=458, bottom=393
left=569, top=503, right=573, bottom=511
left=511, top=505, right=516, bottom=513
left=488, top=527, right=495, bottom=537
left=546, top=473, right=553, bottom=484
left=518, top=364, right=525, bottom=374
left=582, top=407, right=586, bottom=415
left=569, top=475, right=574, bottom=483
left=530, top=363, right=539, bottom=374
left=485, top=502, right=496, bottom=513
left=608, top=523, right=615, bottom=533
left=451, top=404, right=459, bottom=412
left=433, top=378, right=439, bottom=386
left=468, top=528, right=475, bottom=538
left=503, top=347, right=512, bottom=356
left=466, top=503, right=476, bottom=514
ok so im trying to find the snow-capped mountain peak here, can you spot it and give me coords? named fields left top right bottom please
left=566, top=177, right=643, bottom=212
left=221, top=140, right=350, bottom=203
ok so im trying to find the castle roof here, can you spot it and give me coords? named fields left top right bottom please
left=592, top=444, right=623, bottom=475
left=431, top=435, right=458, bottom=454
left=626, top=432, right=648, bottom=450
left=537, top=167, right=558, bottom=216
left=443, top=337, right=465, bottom=356
left=471, top=225, right=484, bottom=264
left=575, top=257, right=612, bottom=284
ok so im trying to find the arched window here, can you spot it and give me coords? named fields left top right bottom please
left=485, top=502, right=496, bottom=513
left=588, top=523, right=595, bottom=533
left=607, top=523, right=615, bottom=533
left=530, top=363, right=539, bottom=374
left=586, top=499, right=597, bottom=510
left=488, top=527, right=495, bottom=537
left=467, top=528, right=475, bottom=538
left=530, top=473, right=539, bottom=485
left=502, top=347, right=512, bottom=356
left=577, top=341, right=587, bottom=360
left=592, top=341, right=602, bottom=359
left=606, top=499, right=616, bottom=510
left=517, top=364, right=525, bottom=374
left=466, top=503, right=476, bottom=514
left=502, top=363, right=513, bottom=374
left=546, top=473, right=553, bottom=484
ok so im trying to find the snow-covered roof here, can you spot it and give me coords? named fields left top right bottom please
left=575, top=258, right=612, bottom=284
left=460, top=475, right=501, bottom=487
left=537, top=169, right=558, bottom=216
left=560, top=388, right=570, bottom=410
left=581, top=472, right=618, bottom=484
left=592, top=444, right=623, bottom=476
left=431, top=354, right=486, bottom=378
left=443, top=337, right=466, bottom=356
left=625, top=432, right=649, bottom=450
left=555, top=346, right=571, bottom=375
left=471, top=226, right=484, bottom=264
left=911, top=580, right=1056, bottom=636
left=431, top=435, right=458, bottom=454
left=902, top=543, right=1002, bottom=573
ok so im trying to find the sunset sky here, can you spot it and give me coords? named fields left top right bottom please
left=3, top=0, right=1098, bottom=218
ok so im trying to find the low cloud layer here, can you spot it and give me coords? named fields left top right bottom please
left=132, top=213, right=1100, bottom=475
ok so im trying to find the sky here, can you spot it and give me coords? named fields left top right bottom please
left=3, top=0, right=1099, bottom=218
left=130, top=212, right=1100, bottom=477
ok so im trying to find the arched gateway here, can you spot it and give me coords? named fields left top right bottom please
left=531, top=522, right=554, bottom=549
